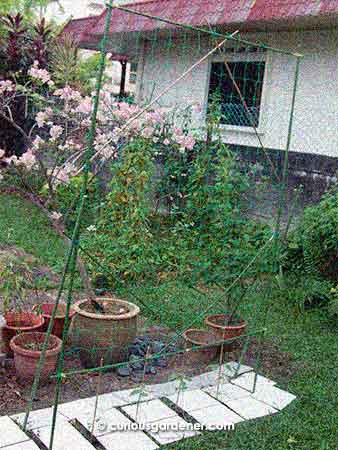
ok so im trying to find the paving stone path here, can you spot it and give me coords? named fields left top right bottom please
left=0, top=362, right=296, bottom=449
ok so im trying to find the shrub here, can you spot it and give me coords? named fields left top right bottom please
left=285, top=188, right=338, bottom=282
left=327, top=286, right=338, bottom=317
left=0, top=13, right=53, bottom=156
left=274, top=273, right=334, bottom=313
left=81, top=138, right=156, bottom=285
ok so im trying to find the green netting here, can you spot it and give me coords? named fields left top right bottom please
left=19, top=3, right=304, bottom=448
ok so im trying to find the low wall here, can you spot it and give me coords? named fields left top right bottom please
left=231, top=145, right=337, bottom=223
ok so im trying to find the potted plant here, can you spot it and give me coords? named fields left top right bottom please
left=10, top=332, right=62, bottom=384
left=72, top=297, right=140, bottom=368
left=33, top=303, right=76, bottom=338
left=205, top=285, right=248, bottom=351
left=183, top=329, right=219, bottom=365
left=0, top=253, right=44, bottom=356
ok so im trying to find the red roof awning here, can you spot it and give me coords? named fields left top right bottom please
left=91, top=0, right=338, bottom=35
left=61, top=15, right=102, bottom=48
left=61, top=0, right=338, bottom=49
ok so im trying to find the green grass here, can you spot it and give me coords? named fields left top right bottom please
left=0, top=193, right=336, bottom=449
left=0, top=193, right=66, bottom=274
left=119, top=281, right=336, bottom=450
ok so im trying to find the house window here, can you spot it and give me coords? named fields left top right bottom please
left=129, top=62, right=138, bottom=84
left=208, top=61, right=266, bottom=128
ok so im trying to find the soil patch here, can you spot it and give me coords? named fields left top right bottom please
left=0, top=327, right=300, bottom=417
left=81, top=300, right=130, bottom=316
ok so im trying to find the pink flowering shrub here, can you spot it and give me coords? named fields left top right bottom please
left=0, top=60, right=198, bottom=216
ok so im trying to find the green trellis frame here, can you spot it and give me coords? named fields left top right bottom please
left=20, top=3, right=303, bottom=449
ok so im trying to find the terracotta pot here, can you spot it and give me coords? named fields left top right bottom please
left=10, top=332, right=62, bottom=384
left=205, top=314, right=246, bottom=351
left=183, top=329, right=219, bottom=365
left=1, top=312, right=44, bottom=357
left=33, top=303, right=76, bottom=338
left=72, top=298, right=140, bottom=369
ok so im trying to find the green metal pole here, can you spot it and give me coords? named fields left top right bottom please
left=47, top=1, right=114, bottom=447
left=48, top=244, right=79, bottom=448
left=273, top=56, right=302, bottom=270
left=23, top=245, right=76, bottom=430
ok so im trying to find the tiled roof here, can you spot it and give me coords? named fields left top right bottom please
left=61, top=0, right=338, bottom=48
left=92, top=0, right=338, bottom=34
left=61, top=15, right=102, bottom=47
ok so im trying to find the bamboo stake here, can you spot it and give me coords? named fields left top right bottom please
left=91, top=358, right=104, bottom=437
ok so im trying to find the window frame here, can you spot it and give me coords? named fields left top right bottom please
left=129, top=62, right=138, bottom=85
left=204, top=49, right=271, bottom=135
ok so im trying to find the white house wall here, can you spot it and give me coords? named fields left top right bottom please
left=136, top=29, right=337, bottom=157
left=46, top=0, right=133, bottom=22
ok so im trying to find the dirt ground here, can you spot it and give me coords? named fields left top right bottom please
left=0, top=332, right=299, bottom=417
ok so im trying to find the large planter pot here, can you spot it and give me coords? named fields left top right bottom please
left=183, top=329, right=219, bottom=365
left=10, top=332, right=62, bottom=384
left=33, top=303, right=76, bottom=339
left=205, top=314, right=247, bottom=352
left=72, top=298, right=140, bottom=369
left=1, top=312, right=44, bottom=357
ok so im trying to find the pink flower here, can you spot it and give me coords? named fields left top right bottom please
left=129, top=119, right=142, bottom=130
left=50, top=211, right=62, bottom=221
left=76, top=97, right=92, bottom=114
left=54, top=86, right=82, bottom=101
left=17, top=150, right=37, bottom=170
left=173, top=133, right=195, bottom=150
left=142, top=127, right=154, bottom=139
left=5, top=155, right=18, bottom=165
left=32, top=136, right=44, bottom=149
left=53, top=163, right=76, bottom=186
left=50, top=125, right=63, bottom=141
left=36, top=111, right=48, bottom=128
left=0, top=80, right=15, bottom=94
left=94, top=132, right=108, bottom=148
left=163, top=139, right=170, bottom=146
left=97, top=111, right=108, bottom=124
left=99, top=147, right=115, bottom=160
left=173, top=127, right=183, bottom=136
left=28, top=61, right=52, bottom=85
left=81, top=118, right=91, bottom=128
left=174, top=134, right=186, bottom=146
left=185, top=135, right=196, bottom=150
left=147, top=110, right=165, bottom=125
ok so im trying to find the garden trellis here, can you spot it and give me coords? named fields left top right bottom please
left=20, top=3, right=303, bottom=448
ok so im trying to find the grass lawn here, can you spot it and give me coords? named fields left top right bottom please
left=0, top=193, right=336, bottom=449
left=0, top=193, right=66, bottom=272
